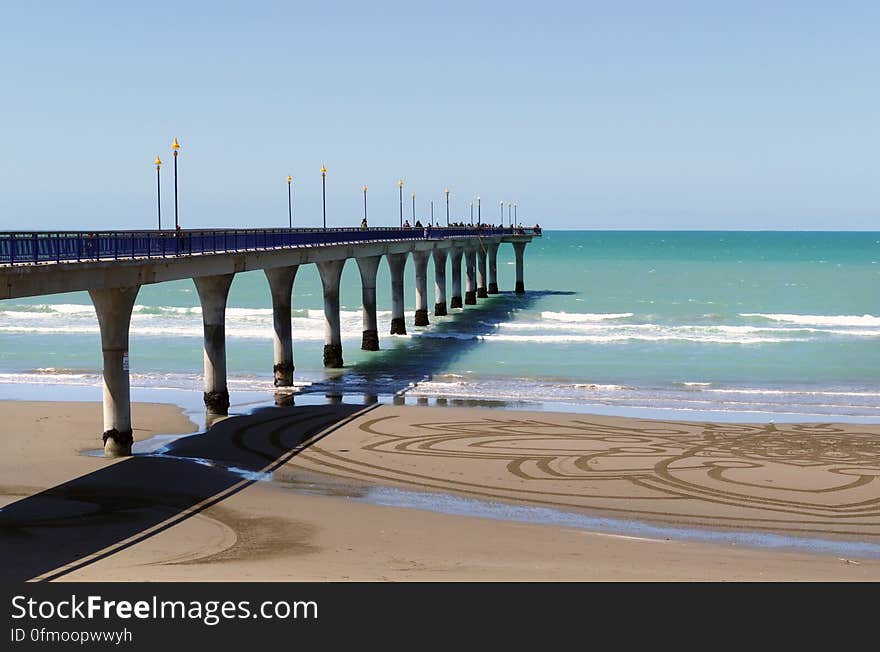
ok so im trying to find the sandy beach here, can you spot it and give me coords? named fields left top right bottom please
left=2, top=399, right=880, bottom=581
left=0, top=400, right=198, bottom=499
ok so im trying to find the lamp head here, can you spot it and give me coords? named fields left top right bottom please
left=399, top=179, right=403, bottom=188
left=363, top=185, right=368, bottom=192
left=171, top=138, right=180, bottom=150
left=154, top=156, right=162, bottom=167
left=445, top=187, right=449, bottom=195
left=287, top=175, right=292, bottom=184
left=321, top=164, right=326, bottom=175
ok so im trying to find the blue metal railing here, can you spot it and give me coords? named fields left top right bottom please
left=0, top=226, right=537, bottom=266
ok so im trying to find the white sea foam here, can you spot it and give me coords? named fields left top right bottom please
left=0, top=324, right=370, bottom=341
left=498, top=321, right=657, bottom=332
left=0, top=325, right=102, bottom=335
left=402, top=378, right=880, bottom=418
left=133, top=305, right=201, bottom=315
left=49, top=304, right=94, bottom=314
left=541, top=311, right=634, bottom=322
left=1, top=303, right=95, bottom=314
left=0, top=303, right=391, bottom=319
left=3, top=301, right=878, bottom=346
left=740, top=313, right=880, bottom=327
left=501, top=321, right=879, bottom=335
left=0, top=301, right=399, bottom=342
left=494, top=320, right=879, bottom=340
left=0, top=310, right=366, bottom=341
left=704, top=388, right=880, bottom=398
left=0, top=371, right=101, bottom=386
left=225, top=307, right=274, bottom=317
left=572, top=383, right=633, bottom=391
left=715, top=324, right=880, bottom=337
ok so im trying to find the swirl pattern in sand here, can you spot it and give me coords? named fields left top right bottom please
left=292, top=406, right=880, bottom=538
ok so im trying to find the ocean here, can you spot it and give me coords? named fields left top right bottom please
left=1, top=230, right=878, bottom=422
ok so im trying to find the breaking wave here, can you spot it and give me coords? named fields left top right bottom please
left=740, top=313, right=880, bottom=327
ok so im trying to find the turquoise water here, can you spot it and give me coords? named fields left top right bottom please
left=1, top=231, right=878, bottom=420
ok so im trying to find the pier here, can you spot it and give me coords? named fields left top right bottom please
left=0, top=226, right=537, bottom=456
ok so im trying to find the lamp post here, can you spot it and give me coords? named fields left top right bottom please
left=155, top=156, right=162, bottom=230
left=287, top=176, right=293, bottom=228
left=412, top=192, right=416, bottom=224
left=321, top=164, right=327, bottom=230
left=445, top=188, right=450, bottom=227
left=470, top=201, right=473, bottom=225
left=430, top=200, right=434, bottom=226
left=363, top=185, right=368, bottom=224
left=508, top=202, right=512, bottom=227
left=477, top=196, right=481, bottom=225
left=514, top=203, right=517, bottom=227
left=398, top=179, right=403, bottom=227
left=500, top=200, right=504, bottom=226
left=171, top=138, right=180, bottom=230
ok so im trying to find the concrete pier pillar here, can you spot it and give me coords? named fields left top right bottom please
left=412, top=250, right=430, bottom=326
left=89, top=286, right=140, bottom=456
left=477, top=246, right=488, bottom=298
left=264, top=266, right=298, bottom=386
left=487, top=242, right=500, bottom=294
left=204, top=412, right=228, bottom=430
left=432, top=248, right=448, bottom=316
left=449, top=246, right=463, bottom=309
left=356, top=255, right=381, bottom=351
left=274, top=392, right=295, bottom=407
left=388, top=252, right=408, bottom=335
left=194, top=274, right=235, bottom=414
left=464, top=246, right=477, bottom=305
left=317, top=259, right=346, bottom=367
left=513, top=241, right=526, bottom=294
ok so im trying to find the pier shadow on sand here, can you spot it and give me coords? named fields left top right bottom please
left=0, top=402, right=370, bottom=582
left=306, top=289, right=575, bottom=401
left=0, top=289, right=566, bottom=582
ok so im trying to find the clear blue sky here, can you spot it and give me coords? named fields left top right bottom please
left=1, top=1, right=878, bottom=230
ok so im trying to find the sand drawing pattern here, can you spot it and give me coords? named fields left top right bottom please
left=293, top=413, right=880, bottom=537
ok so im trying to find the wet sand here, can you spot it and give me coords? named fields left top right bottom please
left=2, top=400, right=880, bottom=581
